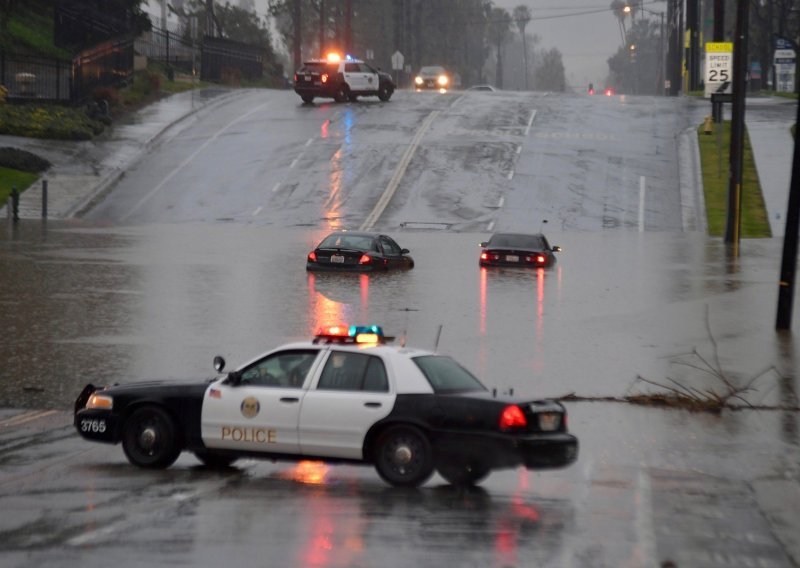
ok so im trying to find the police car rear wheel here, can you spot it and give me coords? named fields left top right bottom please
left=301, top=95, right=314, bottom=104
left=335, top=84, right=349, bottom=103
left=122, top=406, right=181, bottom=469
left=373, top=425, right=434, bottom=487
left=436, top=460, right=490, bottom=486
left=378, top=85, right=391, bottom=101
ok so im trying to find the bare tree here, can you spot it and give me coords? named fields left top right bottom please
left=512, top=4, right=531, bottom=90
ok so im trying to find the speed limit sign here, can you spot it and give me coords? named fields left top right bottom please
left=705, top=42, right=733, bottom=98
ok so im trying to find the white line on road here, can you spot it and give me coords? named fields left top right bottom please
left=487, top=221, right=495, bottom=231
left=638, top=176, right=646, bottom=232
left=122, top=102, right=270, bottom=221
left=498, top=197, right=505, bottom=208
left=252, top=206, right=263, bottom=216
left=305, top=138, right=314, bottom=147
left=516, top=145, right=522, bottom=155
left=360, top=110, right=440, bottom=230
left=0, top=409, right=57, bottom=428
left=271, top=183, right=281, bottom=193
left=524, top=110, right=537, bottom=136
left=290, top=157, right=299, bottom=169
left=507, top=170, right=514, bottom=180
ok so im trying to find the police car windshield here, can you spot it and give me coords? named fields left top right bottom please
left=412, top=355, right=487, bottom=393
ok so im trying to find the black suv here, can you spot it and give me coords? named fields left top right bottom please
left=294, top=56, right=395, bottom=104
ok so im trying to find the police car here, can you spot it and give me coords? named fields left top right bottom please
left=74, top=326, right=578, bottom=487
left=294, top=53, right=395, bottom=104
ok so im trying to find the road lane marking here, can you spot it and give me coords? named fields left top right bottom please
left=498, top=197, right=505, bottom=208
left=638, top=176, right=646, bottom=232
left=524, top=110, right=537, bottom=136
left=487, top=221, right=495, bottom=231
left=252, top=206, right=263, bottom=216
left=271, top=183, right=281, bottom=192
left=507, top=170, right=514, bottom=180
left=360, top=110, right=439, bottom=230
left=122, top=102, right=270, bottom=221
left=516, top=145, right=522, bottom=155
left=305, top=138, right=314, bottom=147
left=0, top=409, right=58, bottom=428
left=290, top=157, right=299, bottom=169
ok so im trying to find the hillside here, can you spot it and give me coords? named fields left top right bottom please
left=3, top=0, right=71, bottom=59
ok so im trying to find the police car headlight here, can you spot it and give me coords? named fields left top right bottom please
left=537, top=412, right=561, bottom=431
left=415, top=76, right=423, bottom=85
left=437, top=75, right=448, bottom=86
left=86, top=393, right=113, bottom=410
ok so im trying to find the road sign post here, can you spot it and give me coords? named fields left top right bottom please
left=391, top=51, right=404, bottom=88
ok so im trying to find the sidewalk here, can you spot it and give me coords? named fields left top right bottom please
left=745, top=96, right=797, bottom=238
left=1, top=88, right=243, bottom=220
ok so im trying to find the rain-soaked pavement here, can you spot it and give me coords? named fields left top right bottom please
left=1, top=221, right=799, bottom=567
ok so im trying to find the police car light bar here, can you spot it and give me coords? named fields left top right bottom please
left=313, top=325, right=393, bottom=345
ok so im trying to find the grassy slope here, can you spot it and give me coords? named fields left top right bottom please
left=5, top=0, right=70, bottom=59
left=697, top=121, right=771, bottom=238
left=0, top=167, right=38, bottom=208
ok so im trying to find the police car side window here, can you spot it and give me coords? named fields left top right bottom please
left=344, top=63, right=359, bottom=73
left=318, top=352, right=388, bottom=392
left=240, top=350, right=318, bottom=388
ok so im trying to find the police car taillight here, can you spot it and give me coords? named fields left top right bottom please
left=321, top=73, right=329, bottom=83
left=499, top=405, right=527, bottom=431
left=294, top=73, right=298, bottom=82
left=480, top=252, right=489, bottom=260
left=359, top=254, right=371, bottom=265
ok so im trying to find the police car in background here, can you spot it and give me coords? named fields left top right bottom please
left=294, top=53, right=395, bottom=104
left=74, top=326, right=578, bottom=487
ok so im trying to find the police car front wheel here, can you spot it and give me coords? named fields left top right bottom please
left=373, top=425, right=434, bottom=487
left=122, top=406, right=182, bottom=469
left=194, top=451, right=238, bottom=469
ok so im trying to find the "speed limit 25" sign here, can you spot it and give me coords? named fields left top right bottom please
left=705, top=42, right=733, bottom=98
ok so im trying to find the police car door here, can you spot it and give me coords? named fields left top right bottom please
left=362, top=63, right=379, bottom=93
left=201, top=349, right=320, bottom=454
left=299, top=349, right=395, bottom=459
left=343, top=62, right=362, bottom=92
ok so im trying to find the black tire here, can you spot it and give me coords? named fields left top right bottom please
left=348, top=93, right=359, bottom=102
left=436, top=459, right=491, bottom=486
left=122, top=406, right=181, bottom=469
left=194, top=451, right=238, bottom=469
left=373, top=425, right=434, bottom=487
left=378, top=85, right=392, bottom=102
left=334, top=83, right=349, bottom=103
left=301, top=95, right=314, bottom=104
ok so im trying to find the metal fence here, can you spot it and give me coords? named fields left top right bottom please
left=1, top=37, right=133, bottom=104
left=201, top=36, right=263, bottom=83
left=135, top=25, right=197, bottom=74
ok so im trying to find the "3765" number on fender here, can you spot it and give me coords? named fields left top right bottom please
left=80, top=419, right=106, bottom=433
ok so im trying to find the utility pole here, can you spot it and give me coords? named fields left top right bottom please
left=724, top=0, right=750, bottom=251
left=344, top=0, right=352, bottom=54
left=713, top=0, right=725, bottom=42
left=776, top=98, right=800, bottom=330
left=687, top=0, right=700, bottom=91
left=292, top=0, right=301, bottom=72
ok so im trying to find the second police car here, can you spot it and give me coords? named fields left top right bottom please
left=294, top=53, right=395, bottom=104
left=75, top=326, right=578, bottom=487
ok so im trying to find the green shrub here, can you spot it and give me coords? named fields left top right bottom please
left=0, top=104, right=104, bottom=140
left=0, top=147, right=51, bottom=172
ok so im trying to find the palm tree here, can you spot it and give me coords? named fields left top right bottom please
left=487, top=7, right=512, bottom=89
left=513, top=5, right=532, bottom=90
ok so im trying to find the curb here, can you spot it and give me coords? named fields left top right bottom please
left=66, top=88, right=250, bottom=219
left=678, top=125, right=708, bottom=233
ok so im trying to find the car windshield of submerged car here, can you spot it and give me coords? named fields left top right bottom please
left=318, top=235, right=378, bottom=251
left=489, top=234, right=546, bottom=249
left=412, top=355, right=487, bottom=393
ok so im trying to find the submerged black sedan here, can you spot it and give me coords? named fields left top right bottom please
left=306, top=231, right=414, bottom=272
left=479, top=232, right=561, bottom=268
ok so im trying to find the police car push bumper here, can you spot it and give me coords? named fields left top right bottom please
left=73, top=325, right=579, bottom=487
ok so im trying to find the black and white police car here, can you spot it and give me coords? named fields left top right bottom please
left=294, top=53, right=395, bottom=104
left=75, top=326, right=578, bottom=487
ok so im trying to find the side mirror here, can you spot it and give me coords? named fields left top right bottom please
left=552, top=246, right=561, bottom=252
left=479, top=242, right=488, bottom=247
left=401, top=248, right=410, bottom=254
left=213, top=355, right=226, bottom=372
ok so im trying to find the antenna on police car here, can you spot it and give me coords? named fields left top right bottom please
left=539, top=219, right=548, bottom=232
left=399, top=307, right=419, bottom=347
left=433, top=324, right=443, bottom=352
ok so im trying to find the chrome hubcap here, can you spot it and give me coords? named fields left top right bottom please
left=139, top=427, right=157, bottom=450
left=393, top=444, right=412, bottom=465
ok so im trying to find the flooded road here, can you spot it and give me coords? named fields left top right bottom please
left=1, top=221, right=799, bottom=566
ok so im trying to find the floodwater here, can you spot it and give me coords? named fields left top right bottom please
left=1, top=220, right=800, bottom=566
